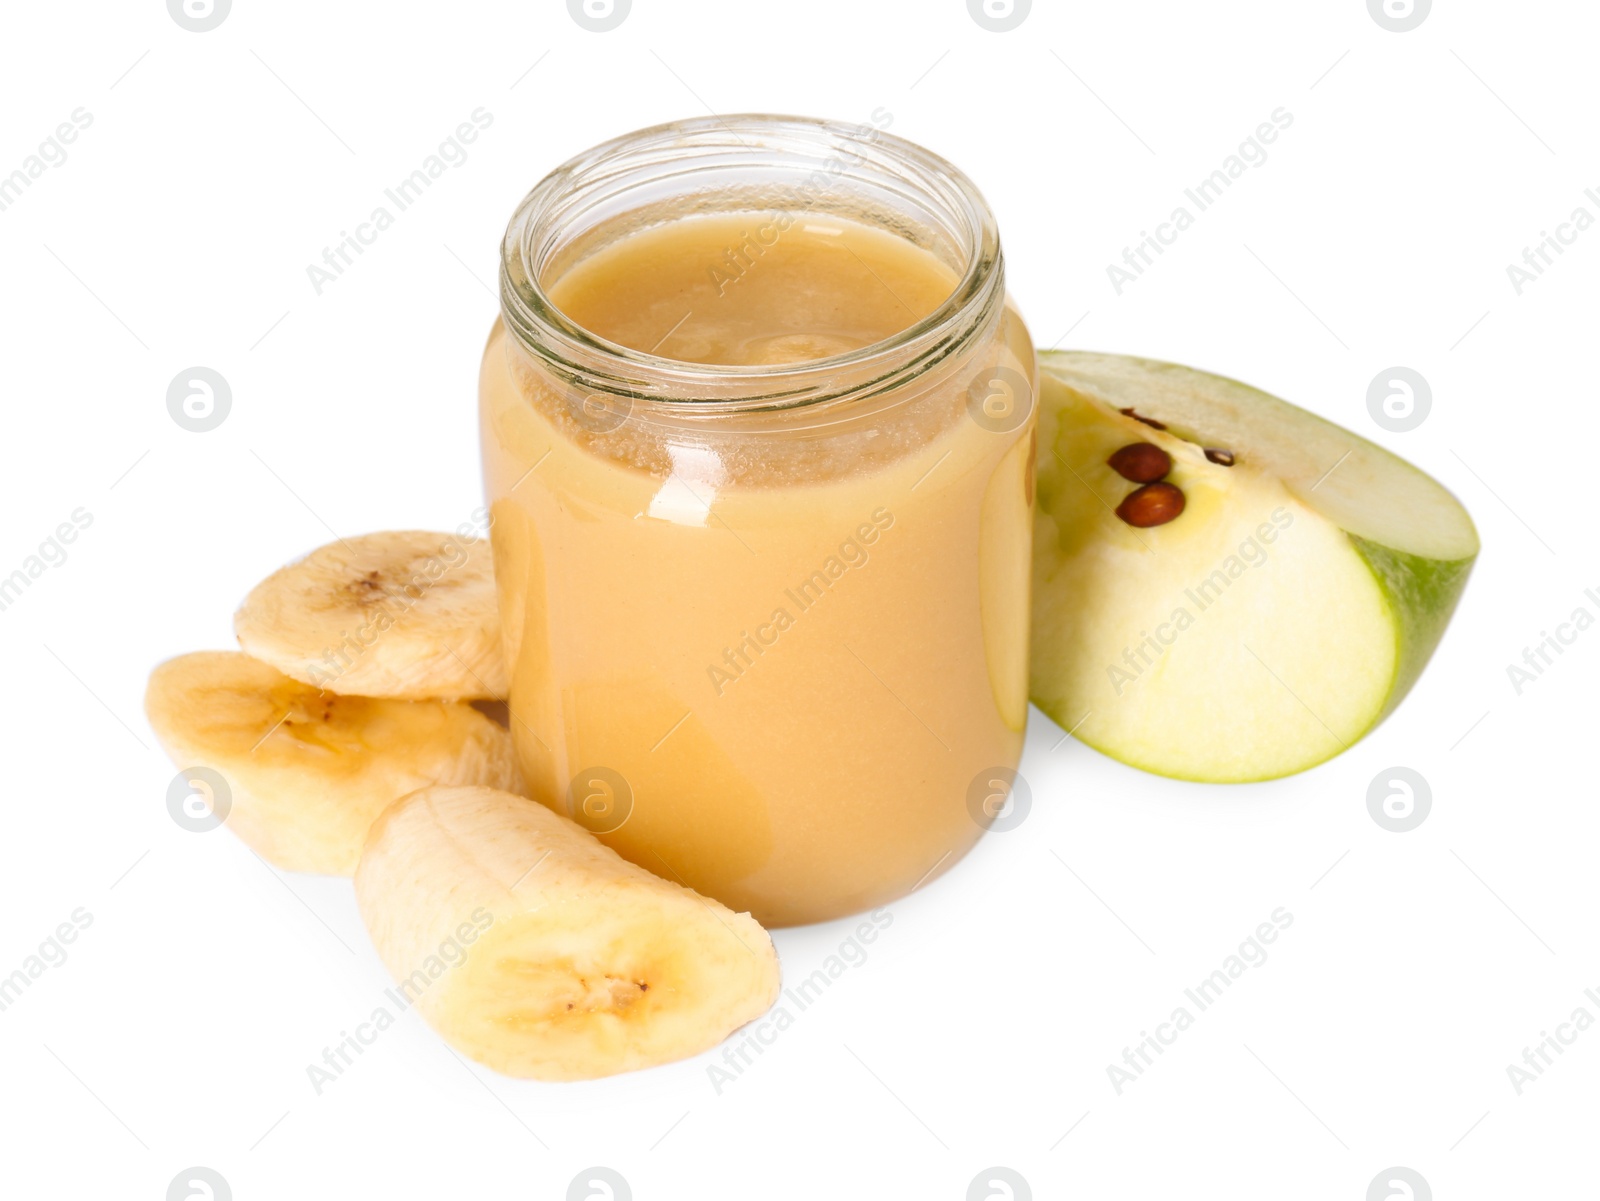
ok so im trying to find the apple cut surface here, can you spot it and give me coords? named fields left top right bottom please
left=1032, top=351, right=1477, bottom=782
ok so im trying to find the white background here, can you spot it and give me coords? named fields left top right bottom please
left=1, top=1, right=1594, bottom=1198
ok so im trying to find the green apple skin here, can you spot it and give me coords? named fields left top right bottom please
left=1031, top=352, right=1478, bottom=784
left=1348, top=537, right=1476, bottom=726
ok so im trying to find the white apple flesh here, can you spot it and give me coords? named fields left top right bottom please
left=1031, top=351, right=1478, bottom=783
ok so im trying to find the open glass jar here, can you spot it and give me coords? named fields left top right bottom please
left=479, top=115, right=1035, bottom=926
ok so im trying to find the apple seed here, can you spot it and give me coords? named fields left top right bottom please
left=1204, top=448, right=1236, bottom=466
left=1116, top=481, right=1186, bottom=528
left=1118, top=406, right=1168, bottom=431
left=1107, top=441, right=1172, bottom=483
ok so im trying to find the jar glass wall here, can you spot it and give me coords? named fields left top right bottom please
left=480, top=116, right=1035, bottom=926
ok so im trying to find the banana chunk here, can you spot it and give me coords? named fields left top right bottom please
left=354, top=785, right=781, bottom=1081
left=146, top=652, right=521, bottom=875
left=234, top=531, right=507, bottom=700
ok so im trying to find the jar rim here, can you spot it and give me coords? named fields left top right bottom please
left=497, top=113, right=1005, bottom=414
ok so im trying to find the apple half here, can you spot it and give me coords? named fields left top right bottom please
left=1031, top=351, right=1478, bottom=782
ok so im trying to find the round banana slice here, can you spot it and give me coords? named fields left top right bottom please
left=355, top=785, right=781, bottom=1081
left=146, top=652, right=521, bottom=875
left=234, top=531, right=507, bottom=700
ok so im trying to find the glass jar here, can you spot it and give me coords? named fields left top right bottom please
left=479, top=115, right=1035, bottom=927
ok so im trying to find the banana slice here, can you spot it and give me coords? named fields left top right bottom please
left=234, top=531, right=507, bottom=700
left=145, top=652, right=521, bottom=875
left=354, top=785, right=781, bottom=1080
